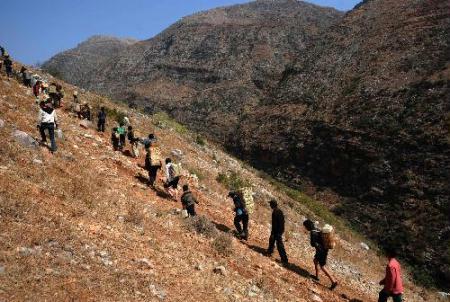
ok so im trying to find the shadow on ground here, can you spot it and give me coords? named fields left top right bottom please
left=212, top=221, right=232, bottom=233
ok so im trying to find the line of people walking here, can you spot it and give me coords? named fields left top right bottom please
left=2, top=45, right=405, bottom=301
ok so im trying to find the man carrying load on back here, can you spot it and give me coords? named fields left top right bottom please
left=145, top=142, right=162, bottom=187
left=303, top=219, right=338, bottom=290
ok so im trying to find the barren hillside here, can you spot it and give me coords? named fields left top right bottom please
left=0, top=68, right=441, bottom=301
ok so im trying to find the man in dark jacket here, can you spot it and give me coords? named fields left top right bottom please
left=181, top=185, right=198, bottom=216
left=4, top=55, right=13, bottom=78
left=97, top=107, right=106, bottom=132
left=267, top=200, right=288, bottom=265
left=228, top=191, right=249, bottom=240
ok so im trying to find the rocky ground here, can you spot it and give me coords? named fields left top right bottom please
left=0, top=69, right=443, bottom=301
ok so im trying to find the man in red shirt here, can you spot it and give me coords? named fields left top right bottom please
left=378, top=248, right=404, bottom=302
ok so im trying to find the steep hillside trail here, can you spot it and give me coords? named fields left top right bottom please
left=0, top=71, right=438, bottom=301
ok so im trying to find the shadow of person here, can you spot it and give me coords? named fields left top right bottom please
left=135, top=174, right=149, bottom=185
left=212, top=221, right=232, bottom=233
left=282, top=261, right=311, bottom=278
left=247, top=244, right=268, bottom=256
left=122, top=150, right=133, bottom=157
left=247, top=244, right=312, bottom=278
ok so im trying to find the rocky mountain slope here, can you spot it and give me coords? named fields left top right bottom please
left=234, top=0, right=450, bottom=288
left=42, top=0, right=450, bottom=288
left=0, top=66, right=442, bottom=301
left=43, top=0, right=343, bottom=140
left=43, top=35, right=137, bottom=87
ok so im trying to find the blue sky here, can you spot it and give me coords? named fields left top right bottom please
left=0, top=0, right=360, bottom=65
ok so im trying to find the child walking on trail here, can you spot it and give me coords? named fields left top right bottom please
left=378, top=248, right=404, bottom=302
left=303, top=219, right=338, bottom=290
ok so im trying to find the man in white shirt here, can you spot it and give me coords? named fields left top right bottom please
left=37, top=99, right=58, bottom=153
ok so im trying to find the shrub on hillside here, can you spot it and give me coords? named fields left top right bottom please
left=212, top=233, right=233, bottom=256
left=125, top=203, right=144, bottom=226
left=184, top=215, right=218, bottom=238
left=152, top=111, right=187, bottom=134
left=105, top=107, right=127, bottom=124
left=196, top=135, right=206, bottom=146
left=216, top=171, right=250, bottom=191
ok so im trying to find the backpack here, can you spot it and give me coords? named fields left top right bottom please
left=321, top=224, right=336, bottom=250
left=149, top=147, right=162, bottom=166
left=238, top=187, right=254, bottom=214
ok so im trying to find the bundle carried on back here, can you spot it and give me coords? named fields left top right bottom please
left=321, top=224, right=336, bottom=250
left=149, top=146, right=162, bottom=166
left=48, top=84, right=57, bottom=95
left=238, top=187, right=254, bottom=214
left=170, top=162, right=182, bottom=178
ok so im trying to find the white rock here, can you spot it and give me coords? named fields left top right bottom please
left=55, top=129, right=64, bottom=140
left=195, top=264, right=204, bottom=271
left=171, top=149, right=183, bottom=159
left=360, top=242, right=370, bottom=250
left=136, top=258, right=153, bottom=268
left=213, top=265, right=227, bottom=276
left=311, top=294, right=323, bottom=302
left=99, top=250, right=109, bottom=258
left=438, top=292, right=450, bottom=299
left=248, top=284, right=261, bottom=297
left=11, top=130, right=38, bottom=149
left=33, top=159, right=43, bottom=165
left=0, top=119, right=4, bottom=128
left=0, top=266, right=5, bottom=274
left=149, top=284, right=166, bottom=300
left=79, top=120, right=93, bottom=129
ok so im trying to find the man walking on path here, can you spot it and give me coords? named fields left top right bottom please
left=145, top=145, right=161, bottom=187
left=97, top=107, right=106, bottom=132
left=267, top=200, right=288, bottom=266
left=164, top=158, right=180, bottom=200
left=127, top=125, right=140, bottom=158
left=303, top=219, right=338, bottom=290
left=378, top=248, right=403, bottom=302
left=228, top=191, right=249, bottom=240
left=181, top=185, right=198, bottom=217
left=3, top=55, right=13, bottom=79
left=37, top=99, right=58, bottom=153
left=117, top=122, right=127, bottom=151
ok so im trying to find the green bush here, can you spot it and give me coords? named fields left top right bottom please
left=196, top=135, right=206, bottom=146
left=105, top=107, right=126, bottom=124
left=216, top=171, right=250, bottom=191
left=188, top=168, right=205, bottom=181
left=152, top=111, right=187, bottom=134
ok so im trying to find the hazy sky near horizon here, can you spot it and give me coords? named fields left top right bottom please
left=0, top=0, right=359, bottom=65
